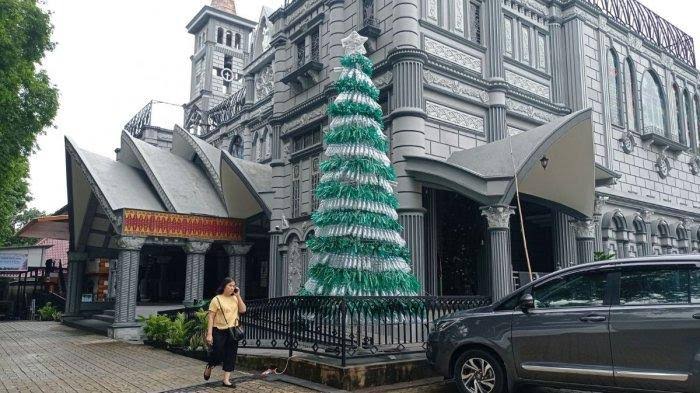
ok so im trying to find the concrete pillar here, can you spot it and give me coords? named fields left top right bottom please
left=562, top=16, right=587, bottom=110
left=64, top=252, right=87, bottom=317
left=325, top=0, right=345, bottom=74
left=107, top=258, right=117, bottom=300
left=481, top=205, right=515, bottom=301
left=392, top=0, right=420, bottom=49
left=183, top=241, right=211, bottom=306
left=399, top=208, right=426, bottom=294
left=110, top=236, right=145, bottom=341
left=268, top=232, right=282, bottom=298
left=483, top=0, right=508, bottom=142
left=640, top=209, right=654, bottom=257
left=548, top=16, right=567, bottom=105
left=593, top=195, right=608, bottom=253
left=552, top=210, right=577, bottom=269
left=573, top=219, right=596, bottom=264
left=224, top=243, right=253, bottom=298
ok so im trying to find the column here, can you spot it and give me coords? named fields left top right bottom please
left=548, top=16, right=567, bottom=105
left=399, top=208, right=426, bottom=294
left=110, top=236, right=145, bottom=341
left=481, top=205, right=515, bottom=301
left=562, top=16, right=587, bottom=110
left=592, top=195, right=608, bottom=253
left=64, top=251, right=87, bottom=318
left=640, top=209, right=654, bottom=257
left=268, top=232, right=282, bottom=298
left=107, top=258, right=117, bottom=300
left=572, top=219, right=596, bottom=264
left=325, top=0, right=345, bottom=72
left=552, top=210, right=577, bottom=269
left=224, top=243, right=253, bottom=298
left=183, top=241, right=211, bottom=306
left=484, top=0, right=507, bottom=142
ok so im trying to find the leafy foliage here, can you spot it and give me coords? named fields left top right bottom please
left=166, top=312, right=189, bottom=348
left=0, top=0, right=59, bottom=246
left=138, top=314, right=172, bottom=342
left=186, top=309, right=209, bottom=351
left=594, top=251, right=616, bottom=261
left=37, top=301, right=58, bottom=321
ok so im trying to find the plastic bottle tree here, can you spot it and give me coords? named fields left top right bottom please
left=299, top=31, right=421, bottom=297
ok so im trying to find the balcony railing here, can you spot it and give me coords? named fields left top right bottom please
left=160, top=295, right=490, bottom=366
left=209, top=87, right=246, bottom=128
left=584, top=0, right=695, bottom=67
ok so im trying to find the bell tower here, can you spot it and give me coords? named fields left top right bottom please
left=184, top=0, right=256, bottom=134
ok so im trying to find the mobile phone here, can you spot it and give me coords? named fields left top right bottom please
left=233, top=287, right=239, bottom=294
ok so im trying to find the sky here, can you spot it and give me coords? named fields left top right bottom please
left=28, top=0, right=700, bottom=213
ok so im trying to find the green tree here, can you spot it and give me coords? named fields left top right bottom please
left=0, top=0, right=59, bottom=246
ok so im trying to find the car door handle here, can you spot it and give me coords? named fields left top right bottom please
left=580, top=314, right=607, bottom=322
left=693, top=313, right=700, bottom=320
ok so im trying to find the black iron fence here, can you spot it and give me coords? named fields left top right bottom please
left=160, top=295, right=490, bottom=365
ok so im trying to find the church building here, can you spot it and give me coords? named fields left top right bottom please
left=63, top=0, right=700, bottom=340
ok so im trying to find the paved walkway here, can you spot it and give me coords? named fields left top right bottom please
left=0, top=321, right=594, bottom=393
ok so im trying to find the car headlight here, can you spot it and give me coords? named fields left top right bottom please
left=433, top=318, right=458, bottom=332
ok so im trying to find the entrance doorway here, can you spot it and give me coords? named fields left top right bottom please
left=138, top=245, right=186, bottom=303
left=510, top=198, right=556, bottom=276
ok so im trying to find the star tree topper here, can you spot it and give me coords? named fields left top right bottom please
left=341, top=31, right=368, bottom=55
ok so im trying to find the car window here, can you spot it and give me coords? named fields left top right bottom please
left=532, top=272, right=607, bottom=309
left=620, top=267, right=689, bottom=305
left=691, top=268, right=700, bottom=304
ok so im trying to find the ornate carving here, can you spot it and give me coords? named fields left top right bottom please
left=115, top=236, right=146, bottom=251
left=255, top=65, right=273, bottom=101
left=184, top=241, right=211, bottom=254
left=683, top=217, right=695, bottom=230
left=287, top=237, right=302, bottom=295
left=426, top=101, right=484, bottom=132
left=454, top=0, right=464, bottom=33
left=593, top=194, right=609, bottom=217
left=283, top=107, right=325, bottom=133
left=506, top=98, right=554, bottom=122
left=423, top=70, right=487, bottom=103
left=690, top=156, right=700, bottom=175
left=571, top=219, right=596, bottom=239
left=505, top=70, right=550, bottom=98
left=373, top=72, right=393, bottom=89
left=287, top=0, right=320, bottom=24
left=427, top=0, right=438, bottom=22
left=480, top=205, right=515, bottom=229
left=660, top=53, right=674, bottom=69
left=640, top=209, right=654, bottom=223
left=655, top=155, right=671, bottom=178
left=619, top=132, right=637, bottom=154
left=424, top=37, right=482, bottom=73
left=629, top=35, right=643, bottom=50
left=224, top=242, right=253, bottom=256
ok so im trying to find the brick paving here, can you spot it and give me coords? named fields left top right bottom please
left=0, top=321, right=595, bottom=393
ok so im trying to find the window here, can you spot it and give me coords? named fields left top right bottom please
left=362, top=0, right=375, bottom=25
left=225, top=31, right=232, bottom=47
left=641, top=71, right=666, bottom=135
left=532, top=272, right=607, bottom=309
left=607, top=49, right=623, bottom=126
left=311, top=156, right=320, bottom=210
left=673, top=84, right=685, bottom=143
left=620, top=267, right=689, bottom=305
left=292, top=128, right=322, bottom=154
left=695, top=95, right=700, bottom=149
left=692, top=268, right=700, bottom=303
left=229, top=135, right=243, bottom=158
left=469, top=2, right=481, bottom=44
left=251, top=133, right=259, bottom=161
left=310, top=30, right=320, bottom=62
left=265, top=130, right=272, bottom=157
left=217, top=27, right=224, bottom=44
left=234, top=33, right=241, bottom=49
left=624, top=58, right=638, bottom=131
left=536, top=33, right=546, bottom=70
left=684, top=90, right=694, bottom=147
left=677, top=226, right=689, bottom=254
left=521, top=26, right=530, bottom=64
left=296, top=40, right=306, bottom=68
left=292, top=164, right=301, bottom=218
left=504, top=17, right=513, bottom=56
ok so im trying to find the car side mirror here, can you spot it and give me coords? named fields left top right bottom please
left=519, top=293, right=534, bottom=312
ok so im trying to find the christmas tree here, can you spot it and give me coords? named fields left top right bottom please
left=299, top=32, right=421, bottom=297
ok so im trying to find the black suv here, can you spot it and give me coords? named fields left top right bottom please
left=426, top=256, right=700, bottom=393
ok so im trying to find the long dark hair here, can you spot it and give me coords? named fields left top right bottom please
left=216, top=277, right=235, bottom=295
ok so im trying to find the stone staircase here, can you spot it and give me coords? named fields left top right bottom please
left=63, top=309, right=115, bottom=336
left=92, top=309, right=115, bottom=324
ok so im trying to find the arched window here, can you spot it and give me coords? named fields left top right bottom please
left=676, top=224, right=689, bottom=254
left=684, top=90, right=694, bottom=148
left=259, top=131, right=266, bottom=159
left=632, top=215, right=646, bottom=257
left=695, top=95, right=700, bottom=150
left=624, top=58, right=638, bottom=131
left=225, top=31, right=232, bottom=47
left=216, top=27, right=224, bottom=44
left=234, top=33, right=241, bottom=49
left=673, top=84, right=685, bottom=144
left=607, top=49, right=623, bottom=126
left=641, top=70, right=666, bottom=136
left=251, top=132, right=258, bottom=161
left=228, top=135, right=243, bottom=159
left=655, top=220, right=672, bottom=255
left=612, top=212, right=628, bottom=258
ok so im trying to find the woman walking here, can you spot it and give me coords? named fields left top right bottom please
left=203, top=277, right=246, bottom=387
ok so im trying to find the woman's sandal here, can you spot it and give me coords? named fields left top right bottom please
left=203, top=365, right=213, bottom=381
left=222, top=381, right=236, bottom=388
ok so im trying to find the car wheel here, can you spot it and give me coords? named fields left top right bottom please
left=453, top=349, right=506, bottom=393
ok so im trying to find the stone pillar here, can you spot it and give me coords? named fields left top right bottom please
left=244, top=74, right=255, bottom=103
left=183, top=241, right=211, bottom=306
left=481, top=205, right=515, bottom=301
left=562, top=16, right=587, bottom=110
left=548, top=16, right=567, bottom=105
left=640, top=209, right=654, bottom=257
left=110, top=236, right=145, bottom=341
left=399, top=208, right=426, bottom=293
left=224, top=243, right=253, bottom=298
left=107, top=258, right=117, bottom=300
left=552, top=210, right=577, bottom=269
left=593, top=195, right=608, bottom=253
left=325, top=0, right=345, bottom=73
left=392, top=0, right=420, bottom=49
left=64, top=252, right=87, bottom=318
left=573, top=219, right=596, bottom=264
left=268, top=232, right=282, bottom=298
left=483, top=0, right=508, bottom=142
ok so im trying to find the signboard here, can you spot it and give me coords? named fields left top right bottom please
left=0, top=253, right=28, bottom=271
left=121, top=209, right=245, bottom=241
left=81, top=294, right=93, bottom=303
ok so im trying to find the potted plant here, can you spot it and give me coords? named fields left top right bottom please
left=37, top=302, right=58, bottom=321
left=138, top=314, right=171, bottom=348
left=185, top=309, right=209, bottom=360
left=166, top=312, right=189, bottom=354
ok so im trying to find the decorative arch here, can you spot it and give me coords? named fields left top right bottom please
left=234, top=33, right=241, bottom=49
left=250, top=131, right=259, bottom=161
left=641, top=70, right=667, bottom=136
left=629, top=213, right=647, bottom=257
left=602, top=210, right=629, bottom=258
left=259, top=128, right=268, bottom=159
left=607, top=49, right=623, bottom=125
left=624, top=57, right=639, bottom=130
left=684, top=89, right=695, bottom=148
left=225, top=30, right=232, bottom=47
left=228, top=134, right=244, bottom=159
left=672, top=83, right=686, bottom=144
left=671, top=221, right=689, bottom=254
left=216, top=27, right=224, bottom=44
left=695, top=94, right=700, bottom=150
left=652, top=218, right=673, bottom=254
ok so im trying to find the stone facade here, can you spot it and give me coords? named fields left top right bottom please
left=188, top=0, right=700, bottom=298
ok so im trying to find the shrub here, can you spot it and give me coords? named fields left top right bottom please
left=186, top=309, right=209, bottom=351
left=37, top=302, right=58, bottom=321
left=51, top=310, right=62, bottom=321
left=167, top=312, right=190, bottom=348
left=138, top=314, right=172, bottom=343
